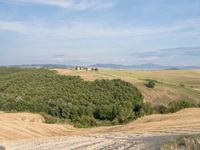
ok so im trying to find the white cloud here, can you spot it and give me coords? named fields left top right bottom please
left=0, top=21, right=37, bottom=34
left=135, top=46, right=200, bottom=58
left=0, top=18, right=200, bottom=40
left=7, top=0, right=115, bottom=11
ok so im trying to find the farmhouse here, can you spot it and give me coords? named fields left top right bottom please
left=75, top=66, right=98, bottom=71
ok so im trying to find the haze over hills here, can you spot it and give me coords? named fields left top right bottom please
left=5, top=64, right=74, bottom=69
left=4, top=63, right=200, bottom=70
left=90, top=63, right=200, bottom=70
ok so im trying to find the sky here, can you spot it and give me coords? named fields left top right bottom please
left=0, top=0, right=200, bottom=66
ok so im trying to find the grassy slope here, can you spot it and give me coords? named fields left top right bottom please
left=54, top=69, right=200, bottom=106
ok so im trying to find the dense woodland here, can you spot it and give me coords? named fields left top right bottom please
left=0, top=67, right=146, bottom=127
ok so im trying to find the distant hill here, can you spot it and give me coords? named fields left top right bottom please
left=90, top=63, right=200, bottom=70
left=90, top=64, right=127, bottom=69
left=5, top=64, right=73, bottom=69
left=3, top=63, right=200, bottom=70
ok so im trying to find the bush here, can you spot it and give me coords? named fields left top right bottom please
left=154, top=105, right=168, bottom=114
left=168, top=99, right=197, bottom=113
left=145, top=80, right=156, bottom=88
left=142, top=102, right=154, bottom=115
left=75, top=116, right=97, bottom=128
left=41, top=113, right=66, bottom=124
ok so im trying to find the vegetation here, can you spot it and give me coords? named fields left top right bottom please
left=0, top=67, right=145, bottom=127
left=145, top=80, right=156, bottom=88
left=168, top=99, right=197, bottom=113
left=154, top=105, right=168, bottom=114
left=0, top=67, right=198, bottom=128
left=161, top=134, right=200, bottom=150
left=154, top=99, right=198, bottom=114
left=41, top=113, right=68, bottom=124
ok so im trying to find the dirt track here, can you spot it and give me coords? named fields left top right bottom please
left=1, top=108, right=200, bottom=149
left=1, top=134, right=182, bottom=150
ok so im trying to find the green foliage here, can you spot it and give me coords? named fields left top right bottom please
left=154, top=100, right=197, bottom=114
left=0, top=67, right=144, bottom=127
left=145, top=80, right=156, bottom=88
left=41, top=113, right=67, bottom=124
left=168, top=99, right=197, bottom=113
left=75, top=115, right=97, bottom=128
left=154, top=105, right=168, bottom=114
left=142, top=102, right=154, bottom=115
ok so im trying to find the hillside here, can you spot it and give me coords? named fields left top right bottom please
left=89, top=63, right=200, bottom=70
left=1, top=108, right=200, bottom=149
left=55, top=69, right=200, bottom=106
left=1, top=68, right=200, bottom=149
left=1, top=108, right=199, bottom=140
left=0, top=112, right=75, bottom=141
left=0, top=67, right=144, bottom=127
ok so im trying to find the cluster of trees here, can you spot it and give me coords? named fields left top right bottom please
left=154, top=99, right=198, bottom=114
left=0, top=67, right=146, bottom=127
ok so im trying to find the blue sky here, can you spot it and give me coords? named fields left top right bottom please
left=0, top=0, right=200, bottom=66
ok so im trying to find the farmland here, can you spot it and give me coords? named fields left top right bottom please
left=55, top=69, right=200, bottom=105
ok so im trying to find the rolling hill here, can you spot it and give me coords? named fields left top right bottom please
left=1, top=108, right=200, bottom=149
left=90, top=63, right=200, bottom=70
left=55, top=69, right=200, bottom=106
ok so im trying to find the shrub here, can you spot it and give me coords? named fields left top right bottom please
left=142, top=102, right=154, bottom=115
left=145, top=80, right=156, bottom=88
left=168, top=99, right=197, bottom=113
left=41, top=113, right=66, bottom=124
left=75, top=116, right=97, bottom=128
left=154, top=105, right=168, bottom=114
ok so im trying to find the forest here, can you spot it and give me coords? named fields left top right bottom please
left=0, top=67, right=146, bottom=127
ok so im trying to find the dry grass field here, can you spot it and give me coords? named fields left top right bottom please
left=1, top=108, right=200, bottom=149
left=54, top=69, right=200, bottom=105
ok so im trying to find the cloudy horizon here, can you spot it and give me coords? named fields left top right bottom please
left=0, top=0, right=200, bottom=66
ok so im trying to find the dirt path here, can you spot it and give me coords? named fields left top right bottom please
left=1, top=133, right=183, bottom=150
